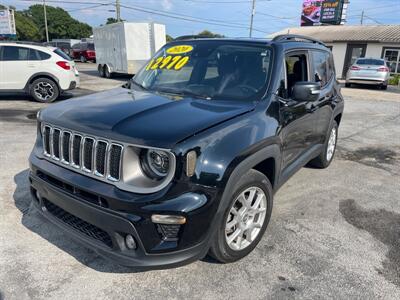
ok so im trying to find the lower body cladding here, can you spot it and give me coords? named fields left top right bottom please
left=29, top=155, right=219, bottom=269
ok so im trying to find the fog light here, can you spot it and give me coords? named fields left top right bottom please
left=125, top=234, right=137, bottom=250
left=151, top=214, right=186, bottom=225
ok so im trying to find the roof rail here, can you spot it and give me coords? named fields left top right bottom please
left=272, top=34, right=326, bottom=47
left=0, top=40, right=46, bottom=46
left=174, top=35, right=218, bottom=41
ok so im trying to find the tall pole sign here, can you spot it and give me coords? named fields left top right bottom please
left=301, top=0, right=349, bottom=26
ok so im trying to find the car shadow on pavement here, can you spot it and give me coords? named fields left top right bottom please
left=0, top=93, right=75, bottom=102
left=13, top=169, right=147, bottom=273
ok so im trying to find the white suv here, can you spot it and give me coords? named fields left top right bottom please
left=0, top=42, right=79, bottom=102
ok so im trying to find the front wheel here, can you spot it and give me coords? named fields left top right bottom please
left=209, top=169, right=273, bottom=263
left=309, top=121, right=338, bottom=168
left=30, top=78, right=59, bottom=103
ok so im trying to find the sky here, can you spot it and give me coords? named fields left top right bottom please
left=6, top=0, right=400, bottom=38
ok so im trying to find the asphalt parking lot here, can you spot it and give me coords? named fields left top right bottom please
left=1, top=63, right=400, bottom=299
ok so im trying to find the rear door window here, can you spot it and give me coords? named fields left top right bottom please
left=311, top=50, right=330, bottom=87
left=29, top=49, right=51, bottom=61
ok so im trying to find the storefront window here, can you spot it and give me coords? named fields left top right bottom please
left=383, top=49, right=400, bottom=74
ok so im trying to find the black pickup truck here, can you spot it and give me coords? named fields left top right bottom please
left=29, top=35, right=344, bottom=269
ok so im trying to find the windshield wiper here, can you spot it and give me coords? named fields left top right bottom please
left=130, top=80, right=147, bottom=91
left=155, top=88, right=211, bottom=100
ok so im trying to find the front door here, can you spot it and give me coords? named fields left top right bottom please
left=279, top=51, right=317, bottom=170
left=0, top=45, right=32, bottom=90
left=342, top=43, right=367, bottom=78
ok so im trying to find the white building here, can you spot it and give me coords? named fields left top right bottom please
left=271, top=25, right=400, bottom=78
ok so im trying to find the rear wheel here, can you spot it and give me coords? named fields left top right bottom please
left=30, top=78, right=59, bottom=103
left=345, top=82, right=351, bottom=88
left=209, top=169, right=273, bottom=263
left=309, top=121, right=338, bottom=169
left=104, top=65, right=113, bottom=78
left=381, top=84, right=388, bottom=90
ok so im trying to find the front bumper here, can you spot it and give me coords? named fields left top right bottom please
left=29, top=154, right=218, bottom=269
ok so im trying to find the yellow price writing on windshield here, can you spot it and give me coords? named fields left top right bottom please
left=145, top=55, right=189, bottom=71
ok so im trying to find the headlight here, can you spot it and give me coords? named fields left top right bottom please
left=122, top=146, right=175, bottom=193
left=141, top=149, right=171, bottom=179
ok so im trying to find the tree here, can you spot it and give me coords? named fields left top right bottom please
left=15, top=11, right=41, bottom=41
left=23, top=5, right=92, bottom=41
left=196, top=30, right=224, bottom=38
left=166, top=34, right=173, bottom=42
left=105, top=17, right=124, bottom=25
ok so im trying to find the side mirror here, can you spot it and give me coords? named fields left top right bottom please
left=292, top=82, right=320, bottom=102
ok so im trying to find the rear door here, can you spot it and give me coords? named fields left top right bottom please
left=0, top=45, right=31, bottom=90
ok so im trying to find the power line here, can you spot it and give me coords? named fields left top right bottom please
left=67, top=3, right=110, bottom=12
left=119, top=2, right=270, bottom=33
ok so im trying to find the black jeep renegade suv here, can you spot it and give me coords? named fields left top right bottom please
left=29, top=35, right=344, bottom=269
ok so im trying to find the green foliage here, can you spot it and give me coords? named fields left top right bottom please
left=196, top=30, right=224, bottom=38
left=15, top=11, right=41, bottom=41
left=166, top=34, right=173, bottom=42
left=388, top=74, right=400, bottom=86
left=10, top=4, right=92, bottom=41
left=105, top=17, right=124, bottom=25
left=26, top=5, right=92, bottom=40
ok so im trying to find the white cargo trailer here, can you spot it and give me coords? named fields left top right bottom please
left=93, top=22, right=166, bottom=77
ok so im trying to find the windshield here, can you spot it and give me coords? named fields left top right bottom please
left=133, top=41, right=272, bottom=101
left=356, top=59, right=385, bottom=66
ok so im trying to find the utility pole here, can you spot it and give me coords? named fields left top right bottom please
left=116, top=0, right=121, bottom=22
left=43, top=0, right=49, bottom=42
left=360, top=10, right=364, bottom=25
left=249, top=0, right=256, bottom=37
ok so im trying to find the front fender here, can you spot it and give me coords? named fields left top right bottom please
left=173, top=101, right=280, bottom=191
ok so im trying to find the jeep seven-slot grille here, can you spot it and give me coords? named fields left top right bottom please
left=42, top=124, right=123, bottom=182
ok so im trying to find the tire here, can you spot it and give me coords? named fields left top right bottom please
left=208, top=169, right=273, bottom=263
left=98, top=64, right=105, bottom=77
left=104, top=65, right=112, bottom=78
left=309, top=121, right=338, bottom=169
left=30, top=78, right=59, bottom=103
left=345, top=82, right=351, bottom=88
left=381, top=84, right=388, bottom=90
left=80, top=55, right=87, bottom=63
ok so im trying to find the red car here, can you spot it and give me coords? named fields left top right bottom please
left=71, top=42, right=96, bottom=62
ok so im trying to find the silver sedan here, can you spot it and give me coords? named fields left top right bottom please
left=346, top=58, right=390, bottom=90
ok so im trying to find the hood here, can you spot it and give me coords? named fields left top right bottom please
left=41, top=87, right=256, bottom=149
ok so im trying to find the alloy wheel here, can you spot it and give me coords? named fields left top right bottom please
left=33, top=82, right=54, bottom=101
left=326, top=127, right=337, bottom=162
left=225, top=187, right=267, bottom=251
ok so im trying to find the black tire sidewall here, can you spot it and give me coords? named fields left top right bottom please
left=211, top=170, right=273, bottom=263
left=98, top=65, right=105, bottom=77
left=30, top=78, right=59, bottom=103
